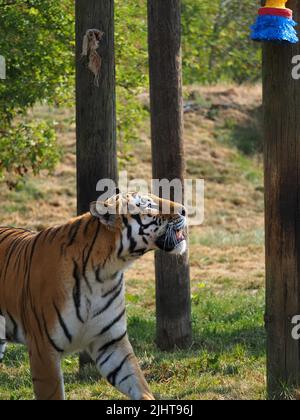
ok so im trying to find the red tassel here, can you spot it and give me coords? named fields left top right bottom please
left=258, top=7, right=293, bottom=19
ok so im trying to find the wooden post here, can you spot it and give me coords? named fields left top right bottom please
left=264, top=0, right=300, bottom=399
left=147, top=0, right=192, bottom=351
left=76, top=0, right=117, bottom=367
left=76, top=0, right=117, bottom=215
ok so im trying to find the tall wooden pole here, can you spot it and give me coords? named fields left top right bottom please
left=264, top=0, right=300, bottom=399
left=148, top=0, right=192, bottom=351
left=76, top=0, right=117, bottom=366
left=76, top=0, right=117, bottom=215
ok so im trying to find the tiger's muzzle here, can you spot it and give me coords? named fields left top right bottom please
left=155, top=216, right=187, bottom=253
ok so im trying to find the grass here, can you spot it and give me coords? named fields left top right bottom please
left=190, top=228, right=264, bottom=248
left=0, top=84, right=267, bottom=400
left=0, top=288, right=266, bottom=400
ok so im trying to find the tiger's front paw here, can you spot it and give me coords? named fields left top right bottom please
left=140, top=392, right=155, bottom=400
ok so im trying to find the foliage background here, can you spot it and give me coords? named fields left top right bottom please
left=0, top=0, right=74, bottom=184
left=0, top=0, right=261, bottom=183
left=182, top=0, right=261, bottom=84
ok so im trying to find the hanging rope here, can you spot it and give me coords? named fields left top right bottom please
left=81, top=29, right=104, bottom=87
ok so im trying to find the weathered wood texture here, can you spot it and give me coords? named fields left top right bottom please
left=148, top=0, right=192, bottom=351
left=76, top=0, right=117, bottom=215
left=264, top=0, right=300, bottom=399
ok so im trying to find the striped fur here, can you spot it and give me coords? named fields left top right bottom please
left=0, top=193, right=187, bottom=400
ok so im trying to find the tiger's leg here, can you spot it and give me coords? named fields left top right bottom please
left=28, top=339, right=65, bottom=400
left=0, top=340, right=6, bottom=362
left=88, top=333, right=154, bottom=400
left=0, top=316, right=6, bottom=362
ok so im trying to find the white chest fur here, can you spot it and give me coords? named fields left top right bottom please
left=53, top=271, right=127, bottom=354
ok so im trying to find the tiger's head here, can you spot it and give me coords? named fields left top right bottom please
left=90, top=192, right=187, bottom=258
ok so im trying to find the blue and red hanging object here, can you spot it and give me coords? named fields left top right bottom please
left=251, top=0, right=299, bottom=44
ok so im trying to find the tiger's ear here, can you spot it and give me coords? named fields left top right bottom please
left=90, top=201, right=117, bottom=230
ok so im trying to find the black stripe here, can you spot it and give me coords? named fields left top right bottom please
left=83, top=217, right=94, bottom=236
left=42, top=314, right=64, bottom=353
left=130, top=238, right=137, bottom=254
left=49, top=227, right=61, bottom=244
left=130, top=248, right=147, bottom=256
left=24, top=232, right=43, bottom=318
left=118, top=235, right=124, bottom=259
left=19, top=235, right=38, bottom=335
left=2, top=234, right=24, bottom=282
left=118, top=373, right=134, bottom=386
left=107, top=354, right=132, bottom=386
left=95, top=267, right=103, bottom=283
left=84, top=219, right=100, bottom=264
left=131, top=214, right=144, bottom=227
left=93, top=284, right=124, bottom=319
left=102, top=275, right=123, bottom=298
left=18, top=239, right=33, bottom=336
left=99, top=351, right=114, bottom=368
left=0, top=226, right=33, bottom=234
left=132, top=214, right=159, bottom=229
left=40, top=227, right=52, bottom=242
left=2, top=231, right=29, bottom=283
left=82, top=219, right=101, bottom=293
left=15, top=235, right=30, bottom=275
left=124, top=221, right=138, bottom=254
left=0, top=227, right=12, bottom=234
left=81, top=245, right=93, bottom=294
left=53, top=302, right=73, bottom=344
left=67, top=219, right=82, bottom=247
left=72, top=259, right=84, bottom=323
left=96, top=331, right=127, bottom=365
left=0, top=230, right=19, bottom=245
left=26, top=232, right=42, bottom=291
left=86, top=297, right=92, bottom=314
left=98, top=308, right=126, bottom=336
left=60, top=242, right=66, bottom=257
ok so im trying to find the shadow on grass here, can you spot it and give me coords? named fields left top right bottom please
left=128, top=313, right=265, bottom=360
left=194, top=325, right=265, bottom=358
left=64, top=367, right=101, bottom=386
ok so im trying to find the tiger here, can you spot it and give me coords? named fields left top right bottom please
left=0, top=315, right=6, bottom=362
left=0, top=192, right=187, bottom=400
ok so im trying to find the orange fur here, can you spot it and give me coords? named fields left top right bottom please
left=0, top=193, right=186, bottom=400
